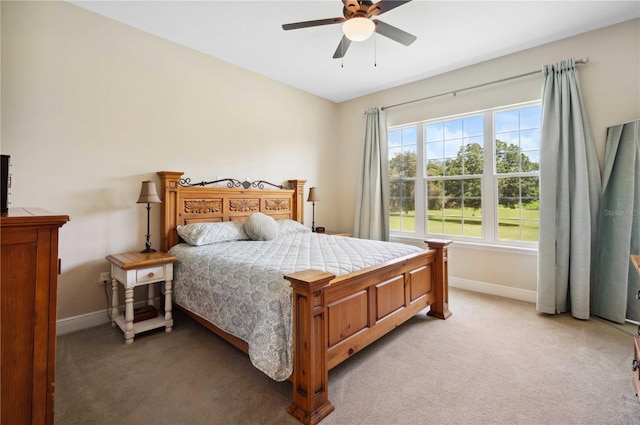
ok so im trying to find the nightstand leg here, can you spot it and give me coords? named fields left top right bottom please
left=111, top=278, right=119, bottom=327
left=124, top=288, right=135, bottom=344
left=164, top=279, right=173, bottom=333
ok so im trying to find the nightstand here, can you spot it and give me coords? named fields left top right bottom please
left=106, top=251, right=177, bottom=344
left=324, top=231, right=353, bottom=237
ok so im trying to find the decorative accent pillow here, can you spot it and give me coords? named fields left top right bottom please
left=244, top=212, right=279, bottom=241
left=177, top=221, right=249, bottom=246
left=277, top=219, right=311, bottom=235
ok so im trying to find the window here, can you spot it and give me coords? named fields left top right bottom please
left=494, top=106, right=541, bottom=242
left=389, top=127, right=417, bottom=232
left=388, top=102, right=541, bottom=245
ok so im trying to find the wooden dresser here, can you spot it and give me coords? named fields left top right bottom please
left=632, top=255, right=640, bottom=402
left=1, top=208, right=69, bottom=425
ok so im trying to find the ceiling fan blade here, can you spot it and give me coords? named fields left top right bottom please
left=374, top=20, right=417, bottom=46
left=368, top=0, right=413, bottom=17
left=332, top=35, right=352, bottom=59
left=282, top=17, right=345, bottom=31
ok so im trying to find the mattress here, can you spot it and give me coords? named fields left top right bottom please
left=168, top=232, right=423, bottom=381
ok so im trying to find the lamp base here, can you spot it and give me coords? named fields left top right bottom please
left=141, top=230, right=154, bottom=254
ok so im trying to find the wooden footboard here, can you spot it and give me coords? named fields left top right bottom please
left=285, top=239, right=451, bottom=425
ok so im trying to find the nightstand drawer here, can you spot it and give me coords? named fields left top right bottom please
left=136, top=266, right=164, bottom=283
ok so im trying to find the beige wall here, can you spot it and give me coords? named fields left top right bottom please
left=1, top=1, right=340, bottom=321
left=2, top=0, right=639, bottom=325
left=336, top=19, right=640, bottom=297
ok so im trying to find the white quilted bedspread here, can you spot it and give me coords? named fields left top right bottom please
left=169, top=233, right=423, bottom=381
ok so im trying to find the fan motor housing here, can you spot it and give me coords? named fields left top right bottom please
left=343, top=0, right=374, bottom=19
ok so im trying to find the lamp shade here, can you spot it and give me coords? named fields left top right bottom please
left=137, top=181, right=161, bottom=204
left=307, top=187, right=319, bottom=202
left=343, top=17, right=375, bottom=42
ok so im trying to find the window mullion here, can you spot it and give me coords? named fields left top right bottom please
left=483, top=110, right=496, bottom=242
left=414, top=124, right=426, bottom=235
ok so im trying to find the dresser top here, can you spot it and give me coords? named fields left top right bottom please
left=632, top=255, right=640, bottom=277
left=1, top=207, right=69, bottom=227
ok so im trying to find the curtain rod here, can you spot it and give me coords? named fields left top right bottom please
left=377, top=57, right=589, bottom=112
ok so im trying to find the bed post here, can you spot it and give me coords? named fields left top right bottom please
left=284, top=270, right=336, bottom=425
left=156, top=171, right=183, bottom=252
left=288, top=179, right=306, bottom=224
left=425, top=239, right=453, bottom=320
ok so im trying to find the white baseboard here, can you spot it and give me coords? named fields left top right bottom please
left=57, top=299, right=156, bottom=336
left=57, top=280, right=536, bottom=335
left=449, top=276, right=536, bottom=303
left=57, top=309, right=112, bottom=335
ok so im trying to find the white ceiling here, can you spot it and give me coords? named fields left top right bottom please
left=70, top=1, right=640, bottom=103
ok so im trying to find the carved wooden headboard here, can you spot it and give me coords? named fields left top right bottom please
left=157, top=171, right=306, bottom=252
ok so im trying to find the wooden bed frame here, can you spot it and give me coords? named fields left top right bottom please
left=157, top=171, right=452, bottom=425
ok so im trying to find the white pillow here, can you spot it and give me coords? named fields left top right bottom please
left=277, top=219, right=311, bottom=235
left=244, top=212, right=279, bottom=241
left=177, top=221, right=249, bottom=246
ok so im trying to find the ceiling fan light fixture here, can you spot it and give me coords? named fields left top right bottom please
left=342, top=17, right=375, bottom=41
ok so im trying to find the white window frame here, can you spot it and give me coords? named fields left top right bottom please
left=388, top=100, right=541, bottom=249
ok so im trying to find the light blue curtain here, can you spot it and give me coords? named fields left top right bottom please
left=593, top=120, right=640, bottom=323
left=536, top=59, right=602, bottom=319
left=354, top=107, right=389, bottom=241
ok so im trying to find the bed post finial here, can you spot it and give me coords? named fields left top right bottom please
left=157, top=171, right=184, bottom=252
left=288, top=179, right=306, bottom=225
left=425, top=239, right=453, bottom=320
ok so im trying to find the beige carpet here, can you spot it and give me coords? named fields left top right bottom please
left=55, top=288, right=640, bottom=425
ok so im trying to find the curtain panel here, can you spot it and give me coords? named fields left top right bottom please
left=354, top=107, right=389, bottom=241
left=593, top=120, right=640, bottom=323
left=536, top=59, right=602, bottom=320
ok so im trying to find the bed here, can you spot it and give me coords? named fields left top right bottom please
left=157, top=171, right=452, bottom=425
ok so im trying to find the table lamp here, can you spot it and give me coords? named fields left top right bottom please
left=307, top=187, right=319, bottom=232
left=137, top=180, right=162, bottom=253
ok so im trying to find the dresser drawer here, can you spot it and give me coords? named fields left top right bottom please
left=136, top=266, right=165, bottom=283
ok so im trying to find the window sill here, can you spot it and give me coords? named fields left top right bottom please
left=390, top=234, right=538, bottom=256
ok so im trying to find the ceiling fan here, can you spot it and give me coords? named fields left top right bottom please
left=282, top=0, right=417, bottom=59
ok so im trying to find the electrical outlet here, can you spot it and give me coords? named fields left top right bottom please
left=99, top=272, right=110, bottom=285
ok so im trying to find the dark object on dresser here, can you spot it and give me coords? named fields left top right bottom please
left=0, top=154, right=10, bottom=213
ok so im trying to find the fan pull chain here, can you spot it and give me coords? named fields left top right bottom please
left=374, top=32, right=377, bottom=67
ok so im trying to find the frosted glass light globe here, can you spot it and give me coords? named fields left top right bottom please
left=343, top=17, right=375, bottom=42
